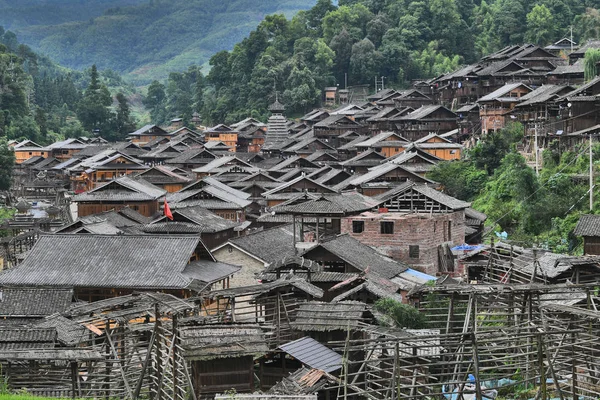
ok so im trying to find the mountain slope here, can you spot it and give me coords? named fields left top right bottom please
left=1, top=0, right=315, bottom=84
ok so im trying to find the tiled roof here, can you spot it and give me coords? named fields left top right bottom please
left=574, top=214, right=600, bottom=237
left=304, top=235, right=408, bottom=279
left=0, top=235, right=219, bottom=291
left=0, top=288, right=73, bottom=317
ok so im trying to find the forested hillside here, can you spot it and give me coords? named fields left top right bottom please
left=167, top=0, right=600, bottom=124
left=0, top=28, right=137, bottom=144
left=0, top=0, right=316, bottom=84
left=0, top=0, right=146, bottom=30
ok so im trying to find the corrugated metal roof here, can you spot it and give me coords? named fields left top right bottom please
left=278, top=337, right=342, bottom=372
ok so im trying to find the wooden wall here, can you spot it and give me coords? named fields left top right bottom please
left=191, top=356, right=254, bottom=396
left=77, top=201, right=159, bottom=217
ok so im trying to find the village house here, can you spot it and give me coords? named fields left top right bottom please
left=128, top=124, right=174, bottom=145
left=204, top=124, right=239, bottom=152
left=0, top=234, right=240, bottom=301
left=478, top=82, right=531, bottom=134
left=340, top=182, right=469, bottom=275
left=72, top=175, right=166, bottom=218
left=393, top=105, right=458, bottom=141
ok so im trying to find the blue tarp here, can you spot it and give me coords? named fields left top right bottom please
left=404, top=268, right=436, bottom=281
left=451, top=244, right=483, bottom=251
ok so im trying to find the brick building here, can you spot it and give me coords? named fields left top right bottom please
left=340, top=182, right=470, bottom=275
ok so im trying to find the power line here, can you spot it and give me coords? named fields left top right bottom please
left=482, top=141, right=594, bottom=238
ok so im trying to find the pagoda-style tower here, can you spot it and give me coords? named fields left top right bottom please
left=262, top=96, right=289, bottom=154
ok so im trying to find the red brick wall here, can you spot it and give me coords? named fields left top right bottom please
left=341, top=211, right=465, bottom=275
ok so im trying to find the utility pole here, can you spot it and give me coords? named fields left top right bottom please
left=534, top=124, right=539, bottom=175
left=571, top=26, right=574, bottom=53
left=591, top=134, right=594, bottom=210
left=344, top=72, right=347, bottom=90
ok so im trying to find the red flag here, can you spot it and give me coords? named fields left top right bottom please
left=164, top=199, right=173, bottom=220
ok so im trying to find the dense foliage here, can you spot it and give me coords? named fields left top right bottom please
left=0, top=138, right=15, bottom=191
left=430, top=124, right=595, bottom=253
left=0, top=28, right=138, bottom=144
left=135, top=0, right=600, bottom=123
left=0, top=0, right=315, bottom=84
left=374, top=298, right=426, bottom=328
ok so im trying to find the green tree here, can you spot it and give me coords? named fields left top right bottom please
left=76, top=65, right=113, bottom=134
left=374, top=298, right=426, bottom=329
left=525, top=4, right=557, bottom=46
left=143, top=80, right=167, bottom=124
left=112, top=92, right=136, bottom=140
left=469, top=122, right=524, bottom=174
left=349, top=38, right=383, bottom=83
left=584, top=48, right=600, bottom=81
left=0, top=137, right=14, bottom=190
left=428, top=160, right=488, bottom=201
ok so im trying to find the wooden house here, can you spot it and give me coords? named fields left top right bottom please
left=341, top=163, right=436, bottom=196
left=46, top=138, right=89, bottom=160
left=134, top=165, right=193, bottom=192
left=393, top=105, right=458, bottom=141
left=167, top=178, right=252, bottom=221
left=557, top=76, right=600, bottom=135
left=143, top=205, right=239, bottom=249
left=574, top=214, right=600, bottom=255
left=12, top=140, right=49, bottom=164
left=262, top=176, right=337, bottom=207
left=204, top=124, right=239, bottom=152
left=313, top=115, right=366, bottom=148
left=192, top=156, right=256, bottom=179
left=180, top=324, right=268, bottom=397
left=478, top=82, right=531, bottom=134
left=128, top=124, right=173, bottom=145
left=166, top=148, right=218, bottom=170
left=413, top=134, right=463, bottom=160
left=69, top=150, right=148, bottom=192
left=72, top=175, right=166, bottom=217
left=0, top=234, right=241, bottom=301
left=355, top=132, right=409, bottom=158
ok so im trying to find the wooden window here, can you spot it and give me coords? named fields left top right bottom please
left=409, top=245, right=420, bottom=259
left=352, top=221, right=364, bottom=233
left=380, top=221, right=394, bottom=234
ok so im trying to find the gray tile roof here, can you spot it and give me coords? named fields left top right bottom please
left=180, top=324, right=268, bottom=360
left=304, top=235, right=408, bottom=279
left=0, top=235, right=219, bottom=291
left=278, top=337, right=342, bottom=373
left=35, top=314, right=90, bottom=346
left=291, top=301, right=371, bottom=331
left=149, top=206, right=239, bottom=233
left=574, top=214, right=600, bottom=236
left=73, top=176, right=166, bottom=202
left=0, top=288, right=73, bottom=317
left=225, top=224, right=300, bottom=264
left=272, top=192, right=381, bottom=215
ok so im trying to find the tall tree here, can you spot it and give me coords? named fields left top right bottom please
left=113, top=93, right=136, bottom=141
left=0, top=138, right=14, bottom=190
left=143, top=80, right=167, bottom=124
left=76, top=65, right=112, bottom=134
left=525, top=4, right=557, bottom=46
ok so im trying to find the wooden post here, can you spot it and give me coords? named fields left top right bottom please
left=537, top=333, right=546, bottom=400
left=70, top=361, right=77, bottom=400
left=172, top=313, right=180, bottom=400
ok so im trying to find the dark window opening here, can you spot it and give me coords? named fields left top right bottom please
left=380, top=221, right=394, bottom=234
left=409, top=245, right=420, bottom=259
left=352, top=221, right=364, bottom=233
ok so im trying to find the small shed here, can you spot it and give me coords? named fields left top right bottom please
left=574, top=214, right=600, bottom=255
left=180, top=324, right=268, bottom=397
